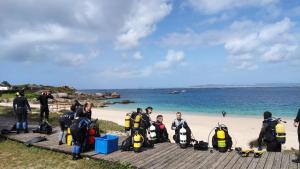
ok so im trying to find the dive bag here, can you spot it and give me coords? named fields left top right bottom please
left=33, top=122, right=52, bottom=134
left=121, top=136, right=132, bottom=151
left=194, top=141, right=208, bottom=151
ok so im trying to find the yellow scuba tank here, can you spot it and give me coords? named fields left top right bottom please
left=125, top=114, right=131, bottom=131
left=275, top=121, right=286, bottom=144
left=66, top=128, right=72, bottom=146
left=216, top=128, right=226, bottom=152
left=133, top=132, right=144, bottom=153
left=133, top=114, right=141, bottom=129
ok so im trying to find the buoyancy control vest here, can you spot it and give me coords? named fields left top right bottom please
left=216, top=128, right=226, bottom=152
left=263, top=118, right=286, bottom=144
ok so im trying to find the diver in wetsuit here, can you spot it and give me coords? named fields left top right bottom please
left=75, top=102, right=93, bottom=120
left=70, top=117, right=91, bottom=160
left=293, top=107, right=300, bottom=163
left=13, top=90, right=31, bottom=134
left=37, top=91, right=54, bottom=123
left=257, top=111, right=282, bottom=152
left=171, top=112, right=191, bottom=145
left=58, top=100, right=81, bottom=145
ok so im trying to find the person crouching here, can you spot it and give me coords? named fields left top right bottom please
left=70, top=117, right=91, bottom=160
left=153, top=115, right=169, bottom=143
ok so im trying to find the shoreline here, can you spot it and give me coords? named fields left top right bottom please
left=92, top=106, right=299, bottom=150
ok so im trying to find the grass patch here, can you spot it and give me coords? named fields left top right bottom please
left=96, top=120, right=124, bottom=133
left=0, top=139, right=134, bottom=169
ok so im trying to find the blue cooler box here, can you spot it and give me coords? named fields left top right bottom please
left=95, top=134, right=119, bottom=154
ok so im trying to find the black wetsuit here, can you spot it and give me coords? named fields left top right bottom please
left=37, top=94, right=54, bottom=122
left=258, top=118, right=281, bottom=152
left=75, top=106, right=92, bottom=120
left=294, top=108, right=300, bottom=150
left=70, top=117, right=91, bottom=153
left=154, top=121, right=169, bottom=143
left=13, top=96, right=31, bottom=131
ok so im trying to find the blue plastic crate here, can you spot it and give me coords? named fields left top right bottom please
left=95, top=134, right=119, bottom=154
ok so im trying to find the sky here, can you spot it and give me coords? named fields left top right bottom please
left=0, top=0, right=300, bottom=89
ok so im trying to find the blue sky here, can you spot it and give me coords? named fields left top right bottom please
left=0, top=0, right=300, bottom=89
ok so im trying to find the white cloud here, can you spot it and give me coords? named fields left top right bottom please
left=115, top=0, right=172, bottom=50
left=160, top=17, right=300, bottom=70
left=186, top=0, right=278, bottom=14
left=55, top=51, right=98, bottom=66
left=0, top=0, right=172, bottom=65
left=133, top=51, right=143, bottom=60
left=100, top=49, right=186, bottom=78
left=155, top=50, right=185, bottom=69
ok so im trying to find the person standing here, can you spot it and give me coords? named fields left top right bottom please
left=293, top=107, right=300, bottom=163
left=75, top=102, right=93, bottom=120
left=13, top=90, right=31, bottom=134
left=37, top=91, right=54, bottom=123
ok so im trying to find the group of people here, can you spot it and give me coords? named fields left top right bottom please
left=11, top=89, right=300, bottom=162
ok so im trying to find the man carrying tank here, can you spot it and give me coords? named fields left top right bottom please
left=171, top=112, right=191, bottom=144
left=58, top=100, right=80, bottom=145
left=257, top=111, right=281, bottom=152
left=75, top=102, right=93, bottom=120
left=13, top=90, right=31, bottom=134
left=37, top=91, right=54, bottom=123
left=130, top=108, right=143, bottom=136
left=292, top=107, right=300, bottom=163
left=154, top=115, right=169, bottom=143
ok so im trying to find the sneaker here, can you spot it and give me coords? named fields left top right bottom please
left=58, top=141, right=63, bottom=145
left=292, top=159, right=300, bottom=163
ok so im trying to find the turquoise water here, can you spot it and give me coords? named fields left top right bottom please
left=82, top=87, right=300, bottom=118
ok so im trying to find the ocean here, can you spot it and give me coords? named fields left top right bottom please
left=82, top=87, right=300, bottom=118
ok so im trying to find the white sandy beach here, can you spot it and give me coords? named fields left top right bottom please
left=92, top=107, right=299, bottom=150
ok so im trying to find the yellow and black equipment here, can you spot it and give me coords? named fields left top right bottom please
left=133, top=132, right=144, bottom=153
left=254, top=150, right=265, bottom=158
left=133, top=114, right=142, bottom=130
left=275, top=119, right=286, bottom=144
left=216, top=127, right=226, bottom=152
left=124, top=113, right=131, bottom=131
left=66, top=128, right=72, bottom=146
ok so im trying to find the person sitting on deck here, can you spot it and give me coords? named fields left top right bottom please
left=153, top=115, right=169, bottom=143
left=171, top=112, right=192, bottom=145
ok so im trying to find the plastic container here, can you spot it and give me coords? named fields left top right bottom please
left=95, top=134, right=119, bottom=154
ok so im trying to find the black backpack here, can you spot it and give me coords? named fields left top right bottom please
left=264, top=120, right=277, bottom=142
left=194, top=141, right=208, bottom=151
left=121, top=136, right=132, bottom=151
left=39, top=122, right=52, bottom=134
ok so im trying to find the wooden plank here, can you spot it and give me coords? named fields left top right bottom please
left=231, top=154, right=247, bottom=169
left=134, top=144, right=178, bottom=168
left=178, top=150, right=211, bottom=169
left=176, top=150, right=208, bottom=169
left=223, top=152, right=240, bottom=169
left=247, top=153, right=265, bottom=169
left=272, top=152, right=282, bottom=169
left=210, top=152, right=233, bottom=169
left=153, top=148, right=194, bottom=169
left=281, top=152, right=290, bottom=169
left=254, top=151, right=269, bottom=169
left=289, top=153, right=298, bottom=169
left=198, top=151, right=224, bottom=169
left=264, top=152, right=275, bottom=169
left=194, top=150, right=219, bottom=169
left=215, top=151, right=235, bottom=169
left=235, top=157, right=253, bottom=169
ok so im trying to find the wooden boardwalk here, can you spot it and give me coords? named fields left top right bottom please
left=1, top=120, right=300, bottom=169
